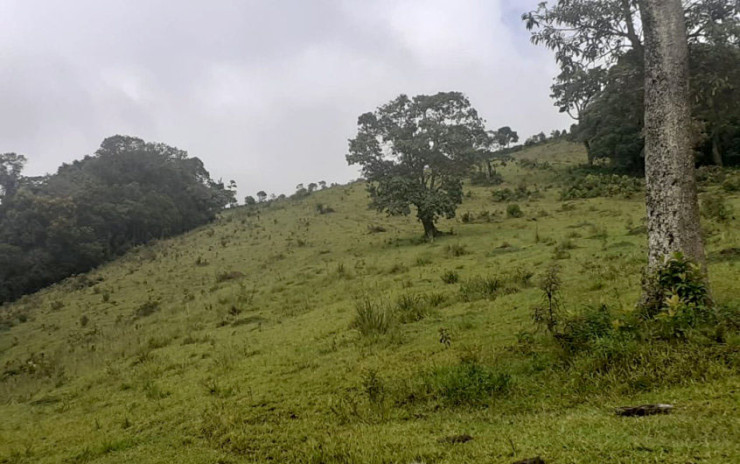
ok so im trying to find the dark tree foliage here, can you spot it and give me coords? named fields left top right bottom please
left=347, top=92, right=490, bottom=239
left=525, top=0, right=740, bottom=169
left=0, top=153, right=27, bottom=201
left=0, top=135, right=232, bottom=303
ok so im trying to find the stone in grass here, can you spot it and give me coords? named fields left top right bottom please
left=615, top=404, right=673, bottom=417
left=512, top=458, right=545, bottom=464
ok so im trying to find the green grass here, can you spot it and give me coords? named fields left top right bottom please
left=1, top=140, right=739, bottom=463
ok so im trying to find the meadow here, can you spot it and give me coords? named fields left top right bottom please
left=1, top=140, right=738, bottom=463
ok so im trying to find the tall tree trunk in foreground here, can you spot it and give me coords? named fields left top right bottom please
left=639, top=0, right=706, bottom=272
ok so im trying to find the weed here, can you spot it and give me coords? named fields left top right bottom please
left=438, top=327, right=452, bottom=348
left=395, top=294, right=430, bottom=323
left=215, top=270, right=245, bottom=283
left=367, top=224, right=386, bottom=234
left=422, top=361, right=511, bottom=406
left=445, top=243, right=468, bottom=257
left=459, top=276, right=501, bottom=302
left=351, top=296, right=394, bottom=336
left=361, top=369, right=385, bottom=404
left=701, top=192, right=733, bottom=222
left=315, top=203, right=335, bottom=214
left=134, top=300, right=160, bottom=318
left=532, top=264, right=562, bottom=333
left=441, top=270, right=459, bottom=284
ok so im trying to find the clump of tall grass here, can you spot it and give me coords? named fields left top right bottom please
left=351, top=296, right=394, bottom=336
left=459, top=276, right=502, bottom=302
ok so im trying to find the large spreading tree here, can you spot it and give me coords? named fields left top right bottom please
left=347, top=92, right=491, bottom=239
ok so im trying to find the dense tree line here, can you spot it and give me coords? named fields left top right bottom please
left=0, top=135, right=233, bottom=303
left=524, top=0, right=740, bottom=171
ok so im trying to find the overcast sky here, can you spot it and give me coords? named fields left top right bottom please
left=0, top=0, right=570, bottom=198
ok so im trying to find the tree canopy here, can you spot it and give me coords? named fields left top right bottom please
left=525, top=0, right=740, bottom=169
left=0, top=136, right=232, bottom=303
left=347, top=92, right=491, bottom=239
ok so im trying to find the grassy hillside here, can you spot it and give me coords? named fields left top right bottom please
left=1, top=140, right=738, bottom=463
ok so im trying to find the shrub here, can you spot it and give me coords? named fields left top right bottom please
left=470, top=171, right=504, bottom=186
left=215, top=270, right=245, bottom=283
left=552, top=239, right=574, bottom=259
left=424, top=293, right=447, bottom=308
left=395, top=294, right=430, bottom=323
left=134, top=300, right=160, bottom=318
left=351, top=296, right=394, bottom=336
left=367, top=224, right=386, bottom=234
left=508, top=267, right=534, bottom=287
left=517, top=158, right=552, bottom=170
left=721, top=174, right=740, bottom=192
left=423, top=361, right=511, bottom=405
left=315, top=203, right=335, bottom=214
left=445, top=243, right=468, bottom=257
left=441, top=270, right=459, bottom=284
left=506, top=204, right=523, bottom=218
left=560, top=173, right=643, bottom=200
left=640, top=253, right=712, bottom=339
left=701, top=193, right=733, bottom=222
left=556, top=304, right=613, bottom=354
left=459, top=276, right=501, bottom=302
left=695, top=165, right=726, bottom=184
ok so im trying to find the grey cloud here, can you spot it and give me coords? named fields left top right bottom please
left=0, top=0, right=569, bottom=197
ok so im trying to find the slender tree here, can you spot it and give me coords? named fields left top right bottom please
left=639, top=0, right=707, bottom=274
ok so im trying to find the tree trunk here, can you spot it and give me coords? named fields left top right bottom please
left=584, top=140, right=593, bottom=166
left=639, top=0, right=706, bottom=271
left=420, top=216, right=438, bottom=241
left=711, top=136, right=723, bottom=167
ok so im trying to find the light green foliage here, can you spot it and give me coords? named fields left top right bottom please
left=1, top=141, right=739, bottom=463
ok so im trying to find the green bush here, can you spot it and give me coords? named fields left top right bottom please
left=134, top=300, right=160, bottom=318
left=491, top=184, right=537, bottom=203
left=423, top=361, right=511, bottom=405
left=441, top=270, right=459, bottom=284
left=395, top=294, right=430, bottom=323
left=470, top=171, right=503, bottom=186
left=721, top=174, right=740, bottom=192
left=506, top=204, right=523, bottom=218
left=561, top=173, right=643, bottom=200
left=556, top=304, right=613, bottom=354
left=445, top=243, right=468, bottom=257
left=701, top=192, right=733, bottom=222
left=459, top=276, right=501, bottom=301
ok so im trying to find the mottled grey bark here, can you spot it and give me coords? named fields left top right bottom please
left=639, top=0, right=706, bottom=271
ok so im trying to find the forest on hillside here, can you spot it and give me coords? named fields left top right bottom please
left=0, top=136, right=234, bottom=303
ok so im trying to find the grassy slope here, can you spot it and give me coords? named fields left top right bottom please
left=1, top=140, right=738, bottom=463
